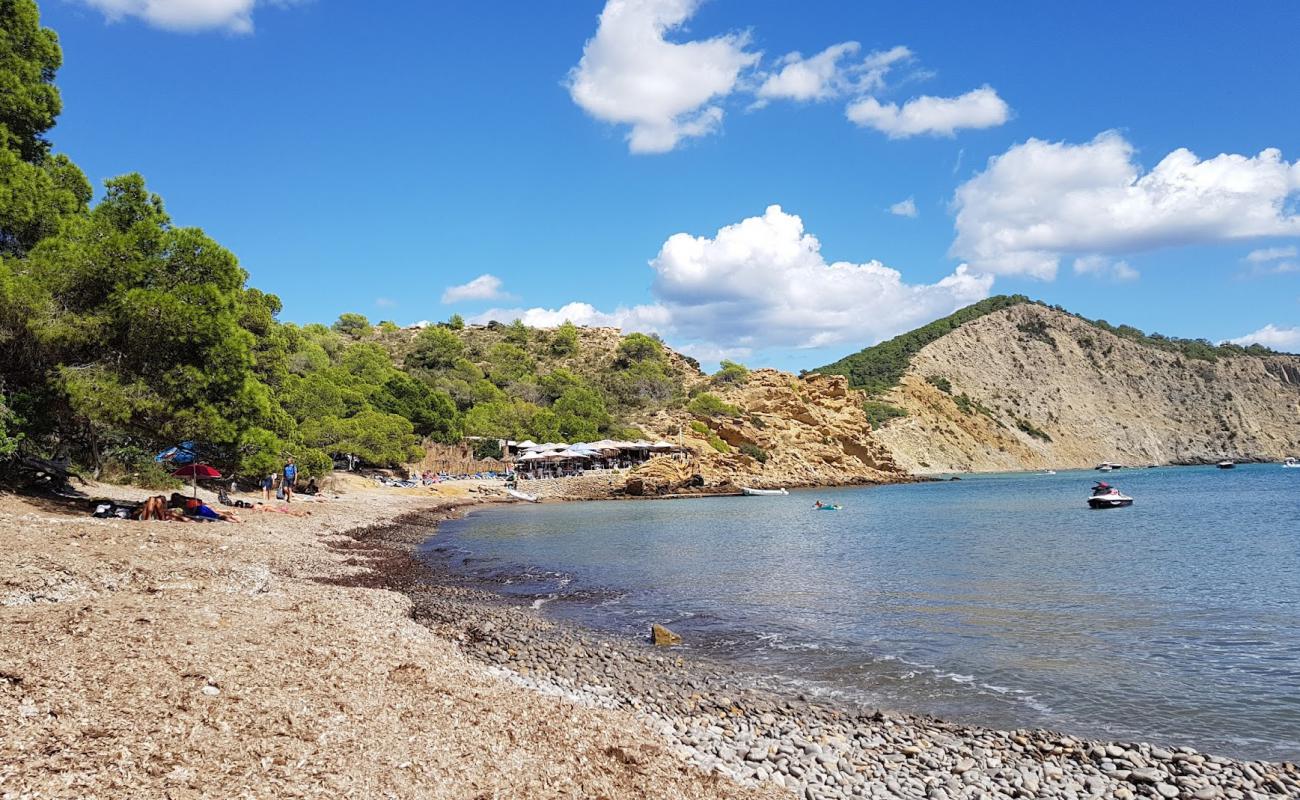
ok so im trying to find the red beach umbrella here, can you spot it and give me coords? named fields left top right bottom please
left=171, top=464, right=222, bottom=497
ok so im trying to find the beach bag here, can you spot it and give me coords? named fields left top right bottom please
left=276, top=486, right=285, bottom=500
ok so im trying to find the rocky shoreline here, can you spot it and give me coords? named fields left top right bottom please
left=343, top=507, right=1299, bottom=800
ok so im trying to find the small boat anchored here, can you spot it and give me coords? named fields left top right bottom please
left=741, top=486, right=789, bottom=496
left=1088, top=481, right=1133, bottom=509
left=1216, top=460, right=1236, bottom=470
left=505, top=488, right=540, bottom=503
left=1284, top=458, right=1300, bottom=469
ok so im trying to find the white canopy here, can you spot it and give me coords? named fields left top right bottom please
left=516, top=440, right=538, bottom=449
left=650, top=441, right=676, bottom=450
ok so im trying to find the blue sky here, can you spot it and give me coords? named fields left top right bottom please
left=40, top=0, right=1300, bottom=369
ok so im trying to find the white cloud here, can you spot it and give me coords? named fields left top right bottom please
left=566, top=0, right=760, bottom=154
left=1226, top=324, right=1300, bottom=352
left=1242, top=245, right=1299, bottom=275
left=1072, top=255, right=1138, bottom=282
left=751, top=43, right=914, bottom=110
left=846, top=86, right=1009, bottom=138
left=754, top=42, right=860, bottom=105
left=951, top=131, right=1300, bottom=279
left=1245, top=246, right=1298, bottom=263
left=889, top=197, right=918, bottom=218
left=375, top=297, right=397, bottom=308
left=474, top=206, right=991, bottom=355
left=441, top=274, right=508, bottom=304
left=470, top=302, right=671, bottom=333
left=77, top=0, right=303, bottom=33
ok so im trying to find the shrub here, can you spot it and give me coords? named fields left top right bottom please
left=739, top=442, right=768, bottom=463
left=472, top=437, right=503, bottom=460
left=863, top=400, right=908, bottom=429
left=926, top=375, right=952, bottom=394
left=712, top=360, right=749, bottom=385
left=550, top=321, right=579, bottom=356
left=689, top=420, right=709, bottom=435
left=687, top=392, right=739, bottom=418
left=1016, top=418, right=1052, bottom=441
left=332, top=312, right=371, bottom=338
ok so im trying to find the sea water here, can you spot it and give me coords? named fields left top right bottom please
left=429, top=464, right=1300, bottom=761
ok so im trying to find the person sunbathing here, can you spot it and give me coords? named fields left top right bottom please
left=167, top=493, right=242, bottom=522
left=133, top=495, right=169, bottom=521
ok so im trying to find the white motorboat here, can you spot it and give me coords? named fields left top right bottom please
left=1097, top=464, right=1113, bottom=473
left=741, top=486, right=789, bottom=496
left=1216, top=460, right=1235, bottom=470
left=1284, top=458, right=1300, bottom=469
left=1042, top=470, right=1057, bottom=475
left=505, top=488, right=540, bottom=503
left=1088, top=482, right=1133, bottom=509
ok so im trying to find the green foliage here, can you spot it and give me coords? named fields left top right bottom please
left=815, top=295, right=1032, bottom=392
left=1016, top=418, right=1052, bottom=441
left=863, top=400, right=908, bottom=429
left=0, top=395, right=20, bottom=458
left=1075, top=314, right=1280, bottom=360
left=926, top=375, right=952, bottom=394
left=485, top=342, right=536, bottom=386
left=332, top=312, right=371, bottom=337
left=446, top=313, right=465, bottom=330
left=471, top=437, right=503, bottom=460
left=550, top=320, right=578, bottom=355
left=405, top=326, right=465, bottom=371
left=739, top=442, right=767, bottom=463
left=687, top=419, right=729, bottom=453
left=687, top=392, right=739, bottom=418
left=377, top=320, right=399, bottom=334
left=1016, top=317, right=1057, bottom=348
left=952, top=393, right=999, bottom=425
left=505, top=318, right=530, bottom=345
left=615, top=332, right=664, bottom=367
left=712, top=360, right=749, bottom=385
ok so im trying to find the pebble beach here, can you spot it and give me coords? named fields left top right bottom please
left=382, top=506, right=1299, bottom=800
left=3, top=486, right=1296, bottom=799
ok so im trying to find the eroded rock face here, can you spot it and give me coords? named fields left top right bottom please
left=635, top=370, right=908, bottom=490
left=871, top=304, right=1300, bottom=473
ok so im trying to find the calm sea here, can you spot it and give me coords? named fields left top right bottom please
left=428, top=464, right=1300, bottom=762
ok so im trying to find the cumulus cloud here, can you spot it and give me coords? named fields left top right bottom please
left=1072, top=255, right=1138, bottom=282
left=754, top=42, right=861, bottom=105
left=1226, top=324, right=1300, bottom=352
left=473, top=206, right=991, bottom=356
left=951, top=131, right=1300, bottom=279
left=846, top=86, right=1009, bottom=138
left=441, top=274, right=508, bottom=304
left=566, top=0, right=760, bottom=154
left=889, top=197, right=918, bottom=218
left=77, top=0, right=303, bottom=33
left=752, top=44, right=915, bottom=110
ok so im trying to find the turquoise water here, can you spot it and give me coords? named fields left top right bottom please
left=431, top=464, right=1300, bottom=761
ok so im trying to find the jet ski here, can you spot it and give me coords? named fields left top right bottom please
left=1088, top=481, right=1133, bottom=509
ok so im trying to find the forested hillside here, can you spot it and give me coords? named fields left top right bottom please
left=0, top=2, right=705, bottom=485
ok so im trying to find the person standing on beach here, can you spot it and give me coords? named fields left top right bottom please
left=261, top=472, right=275, bottom=501
left=283, top=457, right=297, bottom=503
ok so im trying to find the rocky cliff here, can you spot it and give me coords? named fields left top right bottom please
left=636, top=370, right=908, bottom=490
left=850, top=303, right=1300, bottom=474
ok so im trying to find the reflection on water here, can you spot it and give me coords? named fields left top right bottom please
left=430, top=465, right=1300, bottom=761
